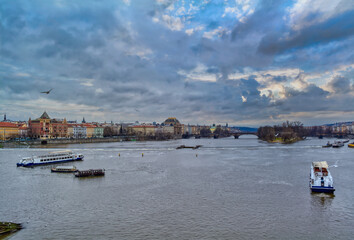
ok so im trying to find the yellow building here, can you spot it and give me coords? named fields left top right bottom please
left=210, top=125, right=216, bottom=133
left=0, top=122, right=19, bottom=140
left=83, top=124, right=96, bottom=138
left=129, top=125, right=156, bottom=136
left=67, top=125, right=74, bottom=138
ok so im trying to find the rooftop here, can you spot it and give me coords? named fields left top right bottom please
left=0, top=122, right=19, bottom=128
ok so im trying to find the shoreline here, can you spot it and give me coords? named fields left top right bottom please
left=0, top=136, right=182, bottom=148
left=1, top=137, right=130, bottom=148
left=0, top=222, right=22, bottom=236
left=264, top=137, right=304, bottom=144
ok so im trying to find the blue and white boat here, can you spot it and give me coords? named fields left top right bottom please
left=17, top=150, right=84, bottom=167
left=309, top=161, right=335, bottom=193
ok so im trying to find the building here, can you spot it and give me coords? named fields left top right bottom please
left=18, top=124, right=28, bottom=138
left=83, top=124, right=95, bottom=138
left=162, top=125, right=174, bottom=135
left=71, top=124, right=86, bottom=138
left=28, top=111, right=68, bottom=139
left=185, top=124, right=200, bottom=135
left=163, top=117, right=182, bottom=135
left=51, top=118, right=68, bottom=138
left=0, top=122, right=19, bottom=140
left=93, top=125, right=104, bottom=138
left=128, top=125, right=156, bottom=136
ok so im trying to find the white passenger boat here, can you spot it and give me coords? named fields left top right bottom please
left=17, top=150, right=84, bottom=167
left=309, top=161, right=335, bottom=193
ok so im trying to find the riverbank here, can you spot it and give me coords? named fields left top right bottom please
left=0, top=135, right=190, bottom=148
left=0, top=222, right=22, bottom=236
left=1, top=137, right=132, bottom=148
left=265, top=137, right=304, bottom=144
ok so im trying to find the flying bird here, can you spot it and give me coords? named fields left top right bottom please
left=41, top=89, right=53, bottom=94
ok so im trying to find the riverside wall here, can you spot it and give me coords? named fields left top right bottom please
left=1, top=137, right=133, bottom=148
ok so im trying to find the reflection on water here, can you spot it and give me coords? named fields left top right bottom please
left=1, top=137, right=354, bottom=239
left=311, top=192, right=335, bottom=207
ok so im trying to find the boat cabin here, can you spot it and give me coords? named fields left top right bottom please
left=312, top=161, right=329, bottom=177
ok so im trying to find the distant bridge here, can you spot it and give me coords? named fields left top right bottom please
left=233, top=132, right=258, bottom=139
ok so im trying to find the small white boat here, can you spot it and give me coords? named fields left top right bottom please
left=51, top=166, right=77, bottom=173
left=332, top=141, right=344, bottom=148
left=309, top=161, right=335, bottom=193
left=17, top=150, right=84, bottom=167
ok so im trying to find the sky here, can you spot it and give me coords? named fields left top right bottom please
left=1, top=0, right=354, bottom=127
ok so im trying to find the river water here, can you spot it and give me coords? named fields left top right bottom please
left=1, top=136, right=354, bottom=239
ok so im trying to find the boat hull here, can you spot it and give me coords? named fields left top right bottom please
left=311, top=186, right=335, bottom=193
left=348, top=144, right=354, bottom=148
left=17, top=157, right=83, bottom=167
left=51, top=169, right=77, bottom=173
left=75, top=169, right=105, bottom=177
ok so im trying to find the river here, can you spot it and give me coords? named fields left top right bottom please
left=1, top=136, right=354, bottom=239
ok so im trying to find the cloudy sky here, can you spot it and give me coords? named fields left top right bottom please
left=1, top=0, right=353, bottom=126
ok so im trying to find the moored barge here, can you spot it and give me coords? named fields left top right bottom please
left=75, top=169, right=105, bottom=177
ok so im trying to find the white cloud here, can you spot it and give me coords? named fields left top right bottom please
left=15, top=72, right=30, bottom=77
left=222, top=0, right=256, bottom=21
left=203, top=26, right=230, bottom=39
left=12, top=97, right=101, bottom=114
left=305, top=63, right=354, bottom=91
left=125, top=47, right=153, bottom=60
left=178, top=63, right=220, bottom=82
left=185, top=29, right=194, bottom=35
left=185, top=25, right=204, bottom=36
left=95, top=88, right=104, bottom=94
left=122, top=0, right=130, bottom=6
left=228, top=68, right=301, bottom=83
left=79, top=78, right=95, bottom=87
left=161, top=14, right=184, bottom=31
left=286, top=0, right=352, bottom=30
left=229, top=68, right=303, bottom=100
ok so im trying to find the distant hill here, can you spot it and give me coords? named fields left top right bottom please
left=321, top=121, right=353, bottom=127
left=230, top=126, right=258, bottom=132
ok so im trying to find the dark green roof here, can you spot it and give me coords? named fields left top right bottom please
left=163, top=117, right=180, bottom=125
left=40, top=111, right=50, bottom=119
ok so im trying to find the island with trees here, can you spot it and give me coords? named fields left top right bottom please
left=257, top=121, right=306, bottom=144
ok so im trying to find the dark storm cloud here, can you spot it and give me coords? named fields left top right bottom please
left=1, top=0, right=354, bottom=125
left=231, top=0, right=288, bottom=41
left=258, top=9, right=354, bottom=55
left=327, top=75, right=353, bottom=94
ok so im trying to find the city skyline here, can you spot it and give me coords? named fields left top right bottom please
left=1, top=0, right=354, bottom=127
